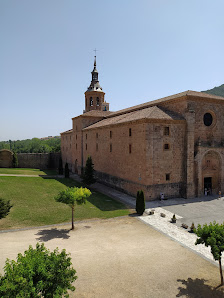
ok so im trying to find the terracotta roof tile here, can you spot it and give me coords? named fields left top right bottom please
left=61, top=129, right=73, bottom=135
left=83, top=106, right=184, bottom=130
left=72, top=110, right=113, bottom=119
left=107, top=90, right=224, bottom=118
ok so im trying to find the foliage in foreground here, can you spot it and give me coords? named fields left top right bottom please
left=136, top=190, right=145, bottom=215
left=195, top=222, right=224, bottom=285
left=0, top=198, right=12, bottom=219
left=82, top=156, right=96, bottom=185
left=0, top=243, right=77, bottom=297
left=55, top=187, right=92, bottom=230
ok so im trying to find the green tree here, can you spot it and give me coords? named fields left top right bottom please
left=82, top=156, right=96, bottom=185
left=136, top=190, right=145, bottom=215
left=195, top=222, right=224, bottom=285
left=65, top=162, right=69, bottom=178
left=0, top=243, right=77, bottom=297
left=0, top=198, right=12, bottom=219
left=12, top=151, right=18, bottom=168
left=55, top=187, right=91, bottom=230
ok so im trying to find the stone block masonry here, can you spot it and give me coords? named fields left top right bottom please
left=17, top=153, right=61, bottom=169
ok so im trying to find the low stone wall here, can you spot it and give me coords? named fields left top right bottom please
left=17, top=153, right=61, bottom=169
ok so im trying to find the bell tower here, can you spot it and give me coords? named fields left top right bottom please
left=84, top=56, right=109, bottom=113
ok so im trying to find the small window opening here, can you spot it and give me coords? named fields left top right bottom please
left=164, top=127, right=170, bottom=136
left=96, top=132, right=98, bottom=138
left=86, top=144, right=87, bottom=150
left=86, top=134, right=87, bottom=140
left=96, top=97, right=100, bottom=106
left=76, top=144, right=77, bottom=150
left=110, top=131, right=112, bottom=138
left=90, top=97, right=93, bottom=106
left=129, top=128, right=132, bottom=137
left=166, top=173, right=170, bottom=181
left=76, top=134, right=77, bottom=140
left=164, top=143, right=170, bottom=150
left=129, top=144, right=132, bottom=154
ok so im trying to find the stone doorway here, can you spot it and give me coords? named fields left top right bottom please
left=204, top=177, right=212, bottom=195
left=202, top=151, right=221, bottom=195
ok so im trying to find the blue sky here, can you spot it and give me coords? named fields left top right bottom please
left=1, top=0, right=224, bottom=141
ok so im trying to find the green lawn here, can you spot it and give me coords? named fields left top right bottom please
left=0, top=176, right=129, bottom=230
left=0, top=168, right=57, bottom=176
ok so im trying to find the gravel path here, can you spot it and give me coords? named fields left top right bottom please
left=140, top=207, right=223, bottom=266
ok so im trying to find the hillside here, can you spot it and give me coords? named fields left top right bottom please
left=202, top=84, right=224, bottom=98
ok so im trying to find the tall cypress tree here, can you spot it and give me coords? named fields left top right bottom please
left=82, top=156, right=96, bottom=185
left=136, top=190, right=145, bottom=215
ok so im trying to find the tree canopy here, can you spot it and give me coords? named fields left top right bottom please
left=55, top=187, right=91, bottom=230
left=195, top=221, right=224, bottom=285
left=0, top=243, right=77, bottom=297
left=0, top=137, right=61, bottom=153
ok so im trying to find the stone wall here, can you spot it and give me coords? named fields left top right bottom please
left=0, top=149, right=13, bottom=168
left=17, top=153, right=61, bottom=169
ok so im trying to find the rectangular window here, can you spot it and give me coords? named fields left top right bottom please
left=164, top=127, right=170, bottom=136
left=129, top=128, right=132, bottom=137
left=110, top=144, right=112, bottom=152
left=86, top=134, right=87, bottom=140
left=86, top=144, right=87, bottom=150
left=110, top=131, right=112, bottom=138
left=76, top=134, right=77, bottom=140
left=164, top=143, right=170, bottom=150
left=166, top=173, right=170, bottom=181
left=96, top=132, right=98, bottom=139
left=129, top=144, right=132, bottom=154
left=96, top=143, right=98, bottom=151
left=76, top=144, right=77, bottom=150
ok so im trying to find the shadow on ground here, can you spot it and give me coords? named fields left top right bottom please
left=176, top=278, right=224, bottom=297
left=35, top=228, right=71, bottom=242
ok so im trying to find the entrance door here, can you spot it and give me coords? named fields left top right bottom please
left=204, top=177, right=212, bottom=194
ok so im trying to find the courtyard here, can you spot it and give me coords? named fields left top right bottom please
left=0, top=216, right=224, bottom=297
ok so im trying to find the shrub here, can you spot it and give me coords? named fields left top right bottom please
left=136, top=190, right=145, bottom=215
left=0, top=198, right=12, bottom=219
left=0, top=243, right=77, bottom=297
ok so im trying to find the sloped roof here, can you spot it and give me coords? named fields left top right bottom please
left=61, top=129, right=73, bottom=135
left=107, top=90, right=224, bottom=119
left=72, top=110, right=113, bottom=120
left=83, top=106, right=184, bottom=130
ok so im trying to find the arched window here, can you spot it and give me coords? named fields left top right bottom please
left=90, top=97, right=93, bottom=106
left=96, top=97, right=100, bottom=106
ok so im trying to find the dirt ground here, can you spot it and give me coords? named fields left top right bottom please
left=0, top=216, right=224, bottom=297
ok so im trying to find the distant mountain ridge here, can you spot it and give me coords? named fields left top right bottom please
left=202, top=84, right=224, bottom=98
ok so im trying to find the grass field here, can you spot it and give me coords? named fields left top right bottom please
left=0, top=168, right=57, bottom=175
left=0, top=175, right=130, bottom=230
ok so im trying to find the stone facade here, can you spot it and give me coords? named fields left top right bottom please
left=61, top=59, right=224, bottom=200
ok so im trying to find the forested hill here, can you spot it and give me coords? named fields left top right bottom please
left=0, top=137, right=61, bottom=153
left=202, top=84, right=224, bottom=98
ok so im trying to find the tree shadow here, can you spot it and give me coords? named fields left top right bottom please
left=35, top=228, right=71, bottom=242
left=176, top=278, right=224, bottom=297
